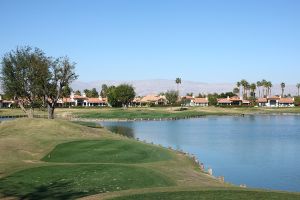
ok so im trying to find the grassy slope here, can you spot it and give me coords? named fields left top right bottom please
left=0, top=119, right=226, bottom=200
left=0, top=119, right=299, bottom=200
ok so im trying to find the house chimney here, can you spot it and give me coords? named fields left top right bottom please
left=227, top=96, right=230, bottom=100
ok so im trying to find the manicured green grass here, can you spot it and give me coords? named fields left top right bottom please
left=76, top=108, right=206, bottom=119
left=42, top=140, right=173, bottom=163
left=111, top=190, right=300, bottom=200
left=0, top=164, right=174, bottom=200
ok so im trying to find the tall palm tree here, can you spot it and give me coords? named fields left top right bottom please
left=256, top=81, right=262, bottom=98
left=236, top=82, right=241, bottom=97
left=250, top=83, right=257, bottom=98
left=261, top=79, right=267, bottom=97
left=280, top=82, right=286, bottom=97
left=175, top=78, right=182, bottom=93
left=240, top=79, right=248, bottom=98
left=297, top=83, right=300, bottom=96
left=266, top=81, right=272, bottom=96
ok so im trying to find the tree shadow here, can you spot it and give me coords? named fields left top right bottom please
left=0, top=180, right=88, bottom=200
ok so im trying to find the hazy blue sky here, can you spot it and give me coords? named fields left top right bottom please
left=1, top=0, right=299, bottom=83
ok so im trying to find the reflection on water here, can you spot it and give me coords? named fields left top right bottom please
left=99, top=116, right=300, bottom=192
left=106, top=126, right=135, bottom=138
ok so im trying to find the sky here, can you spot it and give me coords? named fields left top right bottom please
left=0, top=0, right=300, bottom=84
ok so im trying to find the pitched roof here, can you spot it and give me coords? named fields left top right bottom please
left=267, top=96, right=280, bottom=100
left=217, top=98, right=232, bottom=104
left=141, top=95, right=166, bottom=103
left=257, top=98, right=267, bottom=103
left=279, top=98, right=294, bottom=104
left=193, top=98, right=208, bottom=103
left=73, top=95, right=87, bottom=99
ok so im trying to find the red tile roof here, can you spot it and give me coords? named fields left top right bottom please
left=217, top=98, right=232, bottom=104
left=267, top=96, right=280, bottom=100
left=194, top=98, right=208, bottom=103
left=73, top=95, right=87, bottom=99
left=279, top=98, right=294, bottom=104
left=257, top=98, right=267, bottom=103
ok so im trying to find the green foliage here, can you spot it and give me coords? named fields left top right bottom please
left=294, top=97, right=300, bottom=106
left=115, top=84, right=135, bottom=107
left=107, top=84, right=135, bottom=107
left=74, top=90, right=81, bottom=96
left=61, top=85, right=72, bottom=97
left=165, top=90, right=179, bottom=105
left=100, top=84, right=108, bottom=97
left=83, top=88, right=99, bottom=98
left=0, top=47, right=77, bottom=118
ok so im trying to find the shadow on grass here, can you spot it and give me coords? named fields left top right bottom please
left=0, top=180, right=86, bottom=200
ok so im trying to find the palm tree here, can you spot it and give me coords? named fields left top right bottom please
left=236, top=81, right=241, bottom=97
left=175, top=78, right=182, bottom=93
left=280, top=82, right=286, bottom=97
left=240, top=79, right=248, bottom=99
left=233, top=87, right=240, bottom=96
left=256, top=81, right=262, bottom=98
left=250, top=83, right=257, bottom=98
left=261, top=79, right=267, bottom=97
left=297, top=83, right=300, bottom=96
left=266, top=81, right=272, bottom=96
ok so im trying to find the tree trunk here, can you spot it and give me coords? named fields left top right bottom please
left=18, top=102, right=34, bottom=118
left=48, top=104, right=55, bottom=119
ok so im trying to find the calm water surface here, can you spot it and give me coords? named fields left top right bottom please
left=100, top=115, right=300, bottom=192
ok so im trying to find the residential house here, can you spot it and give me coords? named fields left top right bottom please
left=217, top=96, right=250, bottom=106
left=56, top=93, right=108, bottom=107
left=257, top=96, right=294, bottom=107
left=0, top=95, right=14, bottom=108
left=182, top=96, right=209, bottom=107
left=140, top=95, right=167, bottom=106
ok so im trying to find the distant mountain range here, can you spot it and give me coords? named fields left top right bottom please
left=71, top=79, right=298, bottom=96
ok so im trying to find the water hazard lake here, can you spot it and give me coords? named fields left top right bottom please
left=99, top=115, right=300, bottom=192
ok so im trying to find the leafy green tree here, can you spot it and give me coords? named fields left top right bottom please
left=165, top=90, right=179, bottom=106
left=90, top=88, right=99, bottom=98
left=84, top=89, right=91, bottom=97
left=0, top=46, right=49, bottom=118
left=106, top=86, right=118, bottom=107
left=43, top=57, right=78, bottom=119
left=280, top=82, right=285, bottom=97
left=74, top=90, right=81, bottom=96
left=207, top=93, right=218, bottom=106
left=100, top=84, right=108, bottom=97
left=62, top=85, right=72, bottom=97
left=233, top=87, right=240, bottom=96
left=114, top=84, right=135, bottom=107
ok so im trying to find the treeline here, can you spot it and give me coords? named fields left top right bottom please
left=0, top=46, right=77, bottom=118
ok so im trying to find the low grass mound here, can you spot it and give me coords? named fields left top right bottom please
left=111, top=190, right=300, bottom=200
left=0, top=164, right=174, bottom=200
left=0, top=118, right=104, bottom=177
left=42, top=140, right=173, bottom=163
